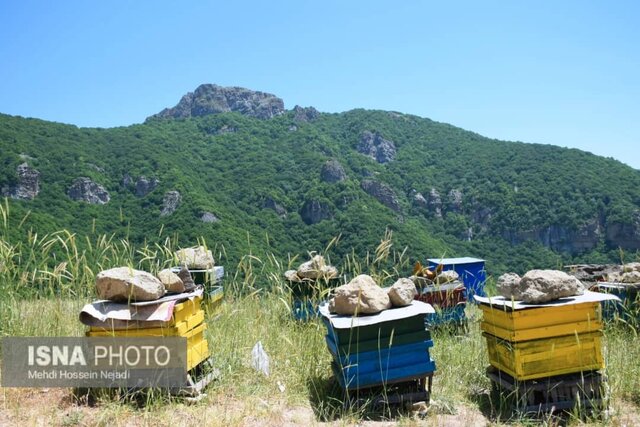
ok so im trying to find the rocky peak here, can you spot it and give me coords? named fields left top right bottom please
left=357, top=131, right=396, bottom=163
left=135, top=176, right=160, bottom=197
left=148, top=84, right=285, bottom=120
left=320, top=159, right=347, bottom=183
left=67, top=177, right=110, bottom=204
left=300, top=200, right=333, bottom=225
left=5, top=163, right=40, bottom=200
left=361, top=179, right=401, bottom=212
left=160, top=191, right=181, bottom=216
left=292, top=105, right=320, bottom=122
left=411, top=190, right=428, bottom=208
left=427, top=188, right=442, bottom=218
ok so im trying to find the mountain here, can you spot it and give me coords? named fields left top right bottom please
left=1, top=84, right=639, bottom=275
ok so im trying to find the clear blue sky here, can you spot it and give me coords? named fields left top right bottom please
left=1, top=1, right=638, bottom=168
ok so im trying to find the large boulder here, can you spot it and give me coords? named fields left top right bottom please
left=360, top=179, right=401, bottom=212
left=3, top=163, right=40, bottom=200
left=387, top=278, right=417, bottom=307
left=160, top=190, right=181, bottom=216
left=96, top=267, right=165, bottom=302
left=135, top=176, right=159, bottom=197
left=329, top=274, right=391, bottom=315
left=501, top=269, right=584, bottom=303
left=320, top=160, right=347, bottom=183
left=496, top=273, right=521, bottom=297
left=175, top=246, right=214, bottom=269
left=157, top=269, right=185, bottom=293
left=300, top=199, right=333, bottom=225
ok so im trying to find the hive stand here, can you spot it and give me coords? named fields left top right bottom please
left=487, top=367, right=606, bottom=415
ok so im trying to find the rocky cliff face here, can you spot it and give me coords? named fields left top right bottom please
left=149, top=84, right=285, bottom=120
left=292, top=105, right=320, bottom=123
left=357, top=131, right=396, bottom=163
left=605, top=210, right=640, bottom=250
left=160, top=191, right=181, bottom=216
left=67, top=177, right=110, bottom=204
left=300, top=200, right=333, bottom=225
left=4, top=163, right=40, bottom=200
left=135, top=176, right=159, bottom=197
left=360, top=180, right=401, bottom=212
left=320, top=159, right=347, bottom=183
left=263, top=197, right=287, bottom=218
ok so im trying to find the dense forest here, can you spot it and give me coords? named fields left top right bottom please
left=1, top=98, right=639, bottom=276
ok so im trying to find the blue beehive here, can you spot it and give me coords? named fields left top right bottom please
left=428, top=257, right=486, bottom=298
left=319, top=301, right=436, bottom=391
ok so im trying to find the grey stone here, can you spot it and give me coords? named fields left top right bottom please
left=300, top=200, right=333, bottom=225
left=149, top=84, right=285, bottom=120
left=502, top=269, right=584, bottom=303
left=175, top=246, right=214, bottom=269
left=357, top=131, right=396, bottom=163
left=122, top=173, right=133, bottom=187
left=320, top=160, right=347, bottom=183
left=388, top=278, right=417, bottom=307
left=361, top=179, right=401, bottom=212
left=96, top=267, right=165, bottom=302
left=565, top=264, right=622, bottom=283
left=284, top=270, right=301, bottom=282
left=135, top=176, right=160, bottom=197
left=412, top=191, right=428, bottom=208
left=436, top=270, right=459, bottom=284
left=448, top=189, right=463, bottom=213
left=160, top=190, right=181, bottom=216
left=68, top=177, right=110, bottom=204
left=177, top=265, right=196, bottom=292
left=329, top=274, right=391, bottom=315
left=157, top=269, right=185, bottom=293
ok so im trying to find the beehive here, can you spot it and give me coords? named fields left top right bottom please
left=320, top=301, right=436, bottom=392
left=86, top=296, right=210, bottom=371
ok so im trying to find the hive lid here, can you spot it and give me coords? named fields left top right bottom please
left=318, top=300, right=434, bottom=329
left=473, top=290, right=619, bottom=311
left=427, top=257, right=484, bottom=264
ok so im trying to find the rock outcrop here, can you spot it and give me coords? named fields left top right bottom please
left=498, top=269, right=584, bottom=303
left=160, top=191, right=181, bottom=216
left=448, top=189, right=463, bottom=213
left=361, top=179, right=401, bottom=212
left=606, top=211, right=640, bottom=251
left=357, top=131, right=396, bottom=163
left=5, top=163, right=40, bottom=200
left=292, top=105, right=320, bottom=122
left=300, top=200, right=333, bottom=225
left=263, top=197, right=287, bottom=217
left=96, top=267, right=165, bottom=302
left=175, top=246, right=215, bottom=269
left=387, top=278, right=418, bottom=307
left=200, top=212, right=219, bottom=223
left=329, top=274, right=391, bottom=315
left=412, top=191, right=428, bottom=209
left=320, top=160, right=347, bottom=183
left=149, top=84, right=285, bottom=120
left=135, top=176, right=159, bottom=197
left=427, top=188, right=442, bottom=218
left=68, top=177, right=110, bottom=204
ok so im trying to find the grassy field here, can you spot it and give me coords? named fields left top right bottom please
left=1, top=222, right=640, bottom=426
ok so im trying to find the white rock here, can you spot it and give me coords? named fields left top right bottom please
left=388, top=278, right=417, bottom=307
left=96, top=267, right=165, bottom=302
left=175, top=246, right=215, bottom=269
left=157, top=269, right=185, bottom=293
left=329, top=274, right=391, bottom=315
left=503, top=269, right=584, bottom=303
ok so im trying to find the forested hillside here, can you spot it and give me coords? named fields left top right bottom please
left=1, top=85, right=639, bottom=275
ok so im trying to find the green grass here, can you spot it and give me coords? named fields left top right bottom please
left=1, top=224, right=640, bottom=426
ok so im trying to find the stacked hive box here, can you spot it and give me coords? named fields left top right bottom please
left=591, top=282, right=640, bottom=324
left=87, top=295, right=210, bottom=372
left=415, top=281, right=467, bottom=329
left=428, top=257, right=486, bottom=299
left=475, top=291, right=617, bottom=412
left=319, top=301, right=436, bottom=404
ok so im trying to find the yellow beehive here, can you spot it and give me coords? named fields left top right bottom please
left=483, top=331, right=604, bottom=380
left=86, top=297, right=210, bottom=371
left=480, top=302, right=602, bottom=342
